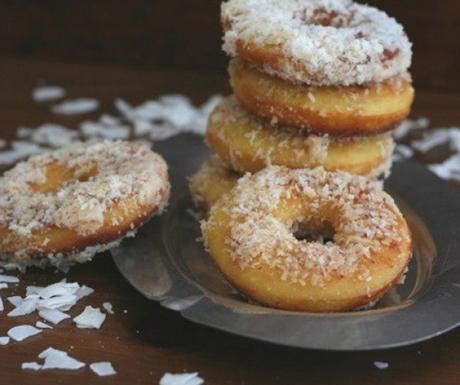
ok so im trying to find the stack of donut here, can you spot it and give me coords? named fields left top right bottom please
left=191, top=0, right=414, bottom=312
left=191, top=0, right=414, bottom=211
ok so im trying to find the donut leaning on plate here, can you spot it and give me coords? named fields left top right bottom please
left=0, top=140, right=170, bottom=269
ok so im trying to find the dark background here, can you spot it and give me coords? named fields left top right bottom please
left=1, top=0, right=459, bottom=91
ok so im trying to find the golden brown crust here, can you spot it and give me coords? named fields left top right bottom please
left=189, top=157, right=240, bottom=212
left=202, top=166, right=412, bottom=312
left=229, top=59, right=414, bottom=136
left=206, top=96, right=394, bottom=177
left=0, top=141, right=170, bottom=267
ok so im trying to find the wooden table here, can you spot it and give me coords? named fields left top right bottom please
left=0, top=57, right=459, bottom=385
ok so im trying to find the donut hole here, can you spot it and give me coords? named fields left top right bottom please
left=31, top=163, right=98, bottom=193
left=292, top=219, right=335, bottom=245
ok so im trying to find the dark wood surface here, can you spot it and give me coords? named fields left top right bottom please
left=0, top=57, right=459, bottom=385
left=1, top=1, right=460, bottom=90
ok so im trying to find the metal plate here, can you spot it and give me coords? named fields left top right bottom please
left=112, top=134, right=460, bottom=351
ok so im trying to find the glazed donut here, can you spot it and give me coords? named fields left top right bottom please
left=189, top=157, right=239, bottom=212
left=229, top=59, right=414, bottom=136
left=222, top=0, right=412, bottom=86
left=202, top=166, right=412, bottom=312
left=0, top=141, right=170, bottom=269
left=206, top=96, right=394, bottom=178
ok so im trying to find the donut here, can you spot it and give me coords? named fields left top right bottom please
left=222, top=0, right=412, bottom=86
left=189, top=157, right=239, bottom=212
left=0, top=141, right=170, bottom=269
left=206, top=96, right=394, bottom=178
left=229, top=59, right=414, bottom=136
left=202, top=166, right=412, bottom=312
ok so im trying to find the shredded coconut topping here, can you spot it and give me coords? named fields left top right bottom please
left=0, top=140, right=169, bottom=263
left=203, top=166, right=405, bottom=286
left=222, top=0, right=412, bottom=85
left=209, top=96, right=394, bottom=176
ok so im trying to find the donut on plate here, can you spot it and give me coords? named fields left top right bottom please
left=229, top=59, right=414, bottom=136
left=202, top=166, right=412, bottom=312
left=0, top=140, right=170, bottom=269
left=189, top=157, right=239, bottom=212
left=206, top=96, right=394, bottom=177
left=222, top=0, right=412, bottom=87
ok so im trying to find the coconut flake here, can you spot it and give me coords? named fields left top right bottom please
left=73, top=306, right=106, bottom=329
left=393, top=117, right=429, bottom=140
left=75, top=285, right=94, bottom=300
left=102, top=302, right=114, bottom=314
left=38, top=294, right=77, bottom=311
left=7, top=296, right=23, bottom=307
left=8, top=298, right=38, bottom=317
left=32, top=86, right=66, bottom=102
left=0, top=141, right=45, bottom=165
left=8, top=325, right=42, bottom=342
left=38, top=309, right=70, bottom=325
left=37, top=282, right=79, bottom=299
left=159, top=372, right=204, bottom=385
left=39, top=347, right=85, bottom=370
left=0, top=283, right=8, bottom=290
left=0, top=336, right=10, bottom=345
left=25, top=285, right=43, bottom=296
left=51, top=98, right=99, bottom=115
left=18, top=124, right=78, bottom=148
left=90, top=362, right=117, bottom=376
left=80, top=120, right=130, bottom=140
left=0, top=274, right=19, bottom=283
left=22, top=362, right=42, bottom=371
left=374, top=361, right=389, bottom=370
left=36, top=321, right=53, bottom=329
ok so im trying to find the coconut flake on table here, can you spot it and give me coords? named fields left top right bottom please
left=51, top=98, right=99, bottom=115
left=90, top=362, right=117, bottom=376
left=38, top=294, right=78, bottom=311
left=22, top=362, right=42, bottom=371
left=159, top=372, right=204, bottom=385
left=80, top=120, right=130, bottom=140
left=73, top=306, right=106, bottom=329
left=7, top=296, right=23, bottom=307
left=38, top=309, right=70, bottom=325
left=393, top=144, right=414, bottom=161
left=37, top=281, right=80, bottom=299
left=393, top=117, right=430, bottom=140
left=36, top=321, right=53, bottom=329
left=374, top=361, right=389, bottom=370
left=0, top=336, right=10, bottom=345
left=429, top=154, right=460, bottom=181
left=75, top=285, right=94, bottom=300
left=0, top=297, right=3, bottom=312
left=0, top=274, right=19, bottom=283
left=115, top=94, right=222, bottom=139
left=411, top=127, right=460, bottom=153
left=0, top=283, right=8, bottom=290
left=102, top=302, right=114, bottom=314
left=8, top=325, right=42, bottom=342
left=8, top=297, right=38, bottom=317
left=0, top=141, right=45, bottom=165
left=17, top=124, right=79, bottom=148
left=32, top=86, right=66, bottom=102
left=38, top=347, right=85, bottom=370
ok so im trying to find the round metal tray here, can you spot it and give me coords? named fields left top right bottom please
left=112, top=134, right=460, bottom=350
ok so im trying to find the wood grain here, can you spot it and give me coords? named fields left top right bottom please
left=0, top=57, right=459, bottom=385
left=0, top=1, right=459, bottom=90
